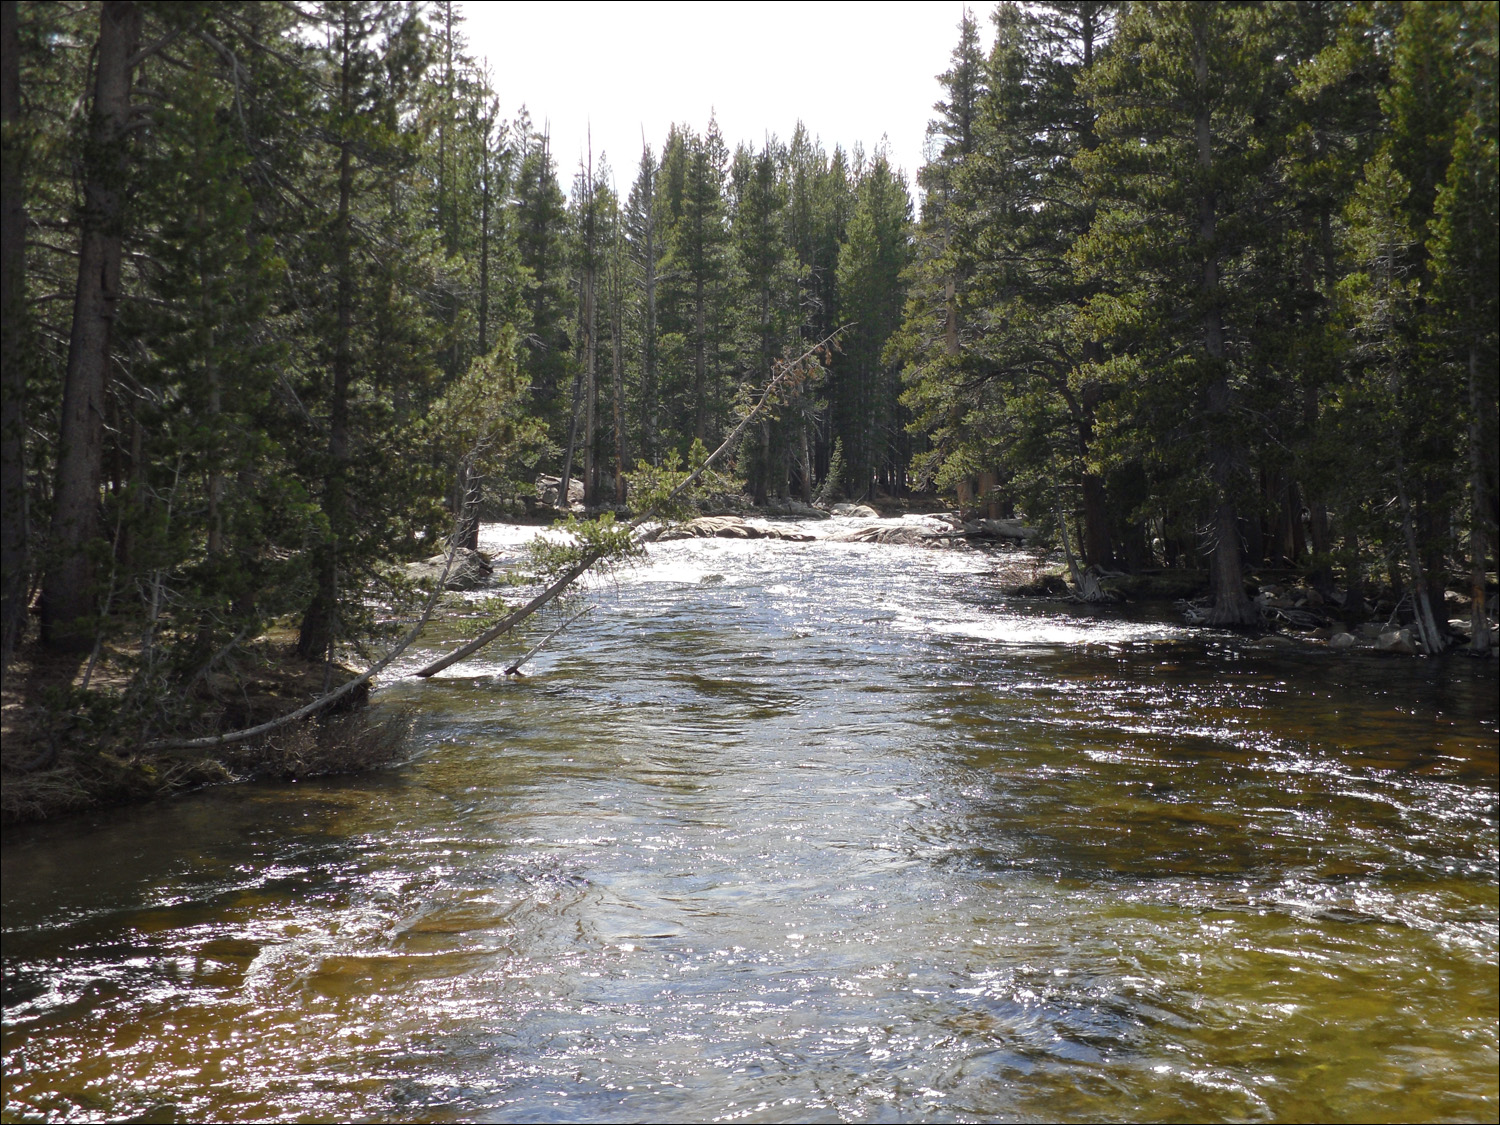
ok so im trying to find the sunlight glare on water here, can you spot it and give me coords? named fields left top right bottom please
left=3, top=517, right=1496, bottom=1123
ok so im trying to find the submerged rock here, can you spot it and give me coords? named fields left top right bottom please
left=404, top=546, right=493, bottom=591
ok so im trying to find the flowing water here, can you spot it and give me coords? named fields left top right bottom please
left=3, top=517, right=1496, bottom=1123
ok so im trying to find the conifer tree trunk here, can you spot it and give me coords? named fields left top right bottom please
left=798, top=423, right=812, bottom=503
left=643, top=245, right=657, bottom=461
left=1396, top=467, right=1445, bottom=653
left=42, top=0, right=142, bottom=651
left=1, top=0, right=28, bottom=668
left=1191, top=15, right=1255, bottom=628
left=693, top=276, right=706, bottom=442
left=610, top=239, right=628, bottom=502
left=583, top=186, right=598, bottom=508
left=640, top=171, right=658, bottom=463
left=1467, top=333, right=1491, bottom=653
left=753, top=287, right=771, bottom=506
left=478, top=127, right=491, bottom=354
left=299, top=22, right=355, bottom=661
left=1073, top=367, right=1110, bottom=567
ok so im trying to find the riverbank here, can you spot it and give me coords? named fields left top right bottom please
left=6, top=510, right=1490, bottom=825
left=0, top=639, right=404, bottom=825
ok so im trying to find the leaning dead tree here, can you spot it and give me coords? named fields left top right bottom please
left=413, top=327, right=847, bottom=679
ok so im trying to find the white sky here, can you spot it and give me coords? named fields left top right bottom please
left=457, top=1, right=985, bottom=195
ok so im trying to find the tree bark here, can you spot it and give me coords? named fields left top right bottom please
left=693, top=275, right=706, bottom=443
left=298, top=19, right=354, bottom=660
left=1, top=0, right=28, bottom=669
left=1192, top=13, right=1255, bottom=628
left=610, top=238, right=628, bottom=503
left=42, top=0, right=142, bottom=651
left=1395, top=467, right=1445, bottom=654
left=641, top=174, right=658, bottom=462
left=581, top=151, right=598, bottom=507
left=1081, top=472, right=1110, bottom=567
left=1468, top=337, right=1492, bottom=653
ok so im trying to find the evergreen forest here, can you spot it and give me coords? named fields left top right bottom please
left=0, top=0, right=1495, bottom=764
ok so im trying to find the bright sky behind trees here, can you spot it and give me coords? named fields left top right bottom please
left=458, top=1, right=980, bottom=190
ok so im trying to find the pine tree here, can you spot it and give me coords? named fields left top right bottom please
left=513, top=116, right=574, bottom=451
left=40, top=0, right=144, bottom=651
left=730, top=139, right=797, bottom=504
left=901, top=2, right=1121, bottom=557
left=1077, top=0, right=1290, bottom=625
left=657, top=121, right=734, bottom=453
left=834, top=153, right=912, bottom=501
left=1426, top=6, right=1499, bottom=651
left=2, top=0, right=27, bottom=668
left=624, top=143, right=662, bottom=464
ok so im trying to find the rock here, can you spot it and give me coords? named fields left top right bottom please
left=1376, top=628, right=1417, bottom=654
left=964, top=518, right=1039, bottom=541
left=830, top=525, right=941, bottom=547
left=1013, top=574, right=1070, bottom=597
left=832, top=502, right=879, bottom=518
left=1328, top=631, right=1358, bottom=651
left=535, top=474, right=584, bottom=509
left=762, top=498, right=831, bottom=519
left=404, top=546, right=493, bottom=591
left=656, top=516, right=814, bottom=542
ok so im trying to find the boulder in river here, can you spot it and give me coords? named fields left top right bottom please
left=832, top=503, right=880, bottom=518
left=656, top=516, right=815, bottom=542
left=761, top=497, right=831, bottom=519
left=1376, top=628, right=1418, bottom=654
left=535, top=474, right=584, bottom=509
left=1328, top=631, right=1358, bottom=651
left=963, top=518, right=1038, bottom=541
left=404, top=546, right=493, bottom=591
left=830, top=525, right=943, bottom=547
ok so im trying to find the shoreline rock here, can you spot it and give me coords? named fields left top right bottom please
left=403, top=547, right=494, bottom=591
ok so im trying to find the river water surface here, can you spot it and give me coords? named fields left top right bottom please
left=3, top=517, right=1496, bottom=1123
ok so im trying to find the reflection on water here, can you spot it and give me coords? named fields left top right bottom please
left=4, top=518, right=1496, bottom=1123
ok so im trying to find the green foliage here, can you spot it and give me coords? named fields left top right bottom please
left=815, top=438, right=846, bottom=505
left=522, top=513, right=642, bottom=583
left=892, top=0, right=1495, bottom=628
left=427, top=327, right=548, bottom=491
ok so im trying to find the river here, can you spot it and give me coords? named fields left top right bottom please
left=3, top=516, right=1496, bottom=1123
